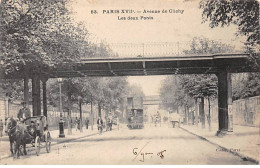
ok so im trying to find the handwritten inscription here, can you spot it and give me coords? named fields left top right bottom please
left=133, top=147, right=167, bottom=162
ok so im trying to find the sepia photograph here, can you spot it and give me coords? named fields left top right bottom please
left=0, top=0, right=259, bottom=165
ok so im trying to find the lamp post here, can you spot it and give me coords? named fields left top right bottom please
left=58, top=78, right=65, bottom=138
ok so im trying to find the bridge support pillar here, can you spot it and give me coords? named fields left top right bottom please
left=24, top=74, right=29, bottom=108
left=32, top=75, right=41, bottom=116
left=216, top=71, right=232, bottom=136
left=42, top=77, right=48, bottom=118
left=227, top=73, right=233, bottom=132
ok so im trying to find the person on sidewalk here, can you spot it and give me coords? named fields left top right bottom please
left=75, top=117, right=78, bottom=131
left=0, top=119, right=3, bottom=137
left=77, top=118, right=80, bottom=130
left=117, top=117, right=119, bottom=130
left=4, top=118, right=7, bottom=136
left=85, top=118, right=89, bottom=129
left=97, top=117, right=103, bottom=135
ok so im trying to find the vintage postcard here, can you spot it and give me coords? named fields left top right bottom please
left=0, top=0, right=259, bottom=165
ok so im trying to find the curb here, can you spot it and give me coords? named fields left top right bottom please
left=51, top=132, right=99, bottom=145
left=180, top=126, right=259, bottom=165
left=0, top=131, right=100, bottom=161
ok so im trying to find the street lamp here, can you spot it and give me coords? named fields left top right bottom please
left=58, top=78, right=65, bottom=138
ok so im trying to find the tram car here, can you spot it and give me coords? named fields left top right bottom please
left=127, top=109, right=144, bottom=129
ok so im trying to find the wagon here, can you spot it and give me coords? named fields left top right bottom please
left=22, top=115, right=51, bottom=156
left=127, top=109, right=144, bottom=129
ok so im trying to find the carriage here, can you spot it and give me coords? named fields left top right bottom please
left=169, top=113, right=181, bottom=128
left=127, top=109, right=144, bottom=129
left=16, top=115, right=51, bottom=156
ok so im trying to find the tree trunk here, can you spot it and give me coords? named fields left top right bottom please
left=42, top=78, right=48, bottom=118
left=187, top=106, right=190, bottom=125
left=79, top=99, right=83, bottom=132
left=208, top=97, right=211, bottom=131
left=91, top=96, right=93, bottom=130
left=184, top=106, right=188, bottom=125
left=98, top=103, right=102, bottom=118
left=199, top=97, right=205, bottom=129
left=68, top=93, right=72, bottom=135
left=191, top=110, right=194, bottom=125
left=195, top=98, right=199, bottom=126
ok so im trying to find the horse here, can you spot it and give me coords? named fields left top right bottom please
left=6, top=118, right=32, bottom=158
left=14, top=121, right=32, bottom=158
left=5, top=117, right=17, bottom=155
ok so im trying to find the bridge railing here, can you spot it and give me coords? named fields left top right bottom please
left=86, top=41, right=244, bottom=58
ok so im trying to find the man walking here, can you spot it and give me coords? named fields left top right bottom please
left=97, top=117, right=103, bottom=135
left=75, top=117, right=78, bottom=131
left=0, top=119, right=3, bottom=137
left=117, top=117, right=120, bottom=130
left=85, top=118, right=89, bottom=129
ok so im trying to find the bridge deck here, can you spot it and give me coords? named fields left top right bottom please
left=2, top=53, right=257, bottom=79
left=54, top=53, right=254, bottom=78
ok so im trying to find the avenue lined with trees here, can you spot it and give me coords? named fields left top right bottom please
left=0, top=0, right=259, bottom=165
left=160, top=0, right=259, bottom=131
left=0, top=0, right=259, bottom=134
left=0, top=0, right=144, bottom=134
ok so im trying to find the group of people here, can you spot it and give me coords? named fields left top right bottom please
left=1, top=101, right=37, bottom=139
left=17, top=102, right=38, bottom=138
left=150, top=111, right=161, bottom=127
left=96, top=116, right=119, bottom=135
left=73, top=117, right=90, bottom=131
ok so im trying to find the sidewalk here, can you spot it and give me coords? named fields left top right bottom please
left=180, top=123, right=260, bottom=164
left=0, top=125, right=102, bottom=160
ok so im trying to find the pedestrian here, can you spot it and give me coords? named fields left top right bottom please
left=85, top=118, right=89, bottom=129
left=17, top=101, right=31, bottom=124
left=70, top=118, right=73, bottom=130
left=109, top=118, right=113, bottom=131
left=0, top=119, right=3, bottom=137
left=97, top=117, right=103, bottom=135
left=77, top=119, right=80, bottom=130
left=117, top=117, right=119, bottom=130
left=4, top=118, right=7, bottom=136
left=150, top=115, right=153, bottom=127
left=75, top=117, right=78, bottom=131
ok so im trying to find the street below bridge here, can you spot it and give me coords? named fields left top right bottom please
left=0, top=124, right=255, bottom=165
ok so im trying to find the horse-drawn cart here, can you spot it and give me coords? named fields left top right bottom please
left=7, top=115, right=51, bottom=157
left=23, top=115, right=51, bottom=156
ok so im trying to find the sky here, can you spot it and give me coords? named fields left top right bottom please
left=69, top=0, right=245, bottom=96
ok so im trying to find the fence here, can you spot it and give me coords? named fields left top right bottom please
left=232, top=96, right=260, bottom=127
left=177, top=95, right=260, bottom=127
left=203, top=96, right=260, bottom=127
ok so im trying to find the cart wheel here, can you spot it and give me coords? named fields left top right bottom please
left=35, top=136, right=40, bottom=156
left=46, top=132, right=51, bottom=153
